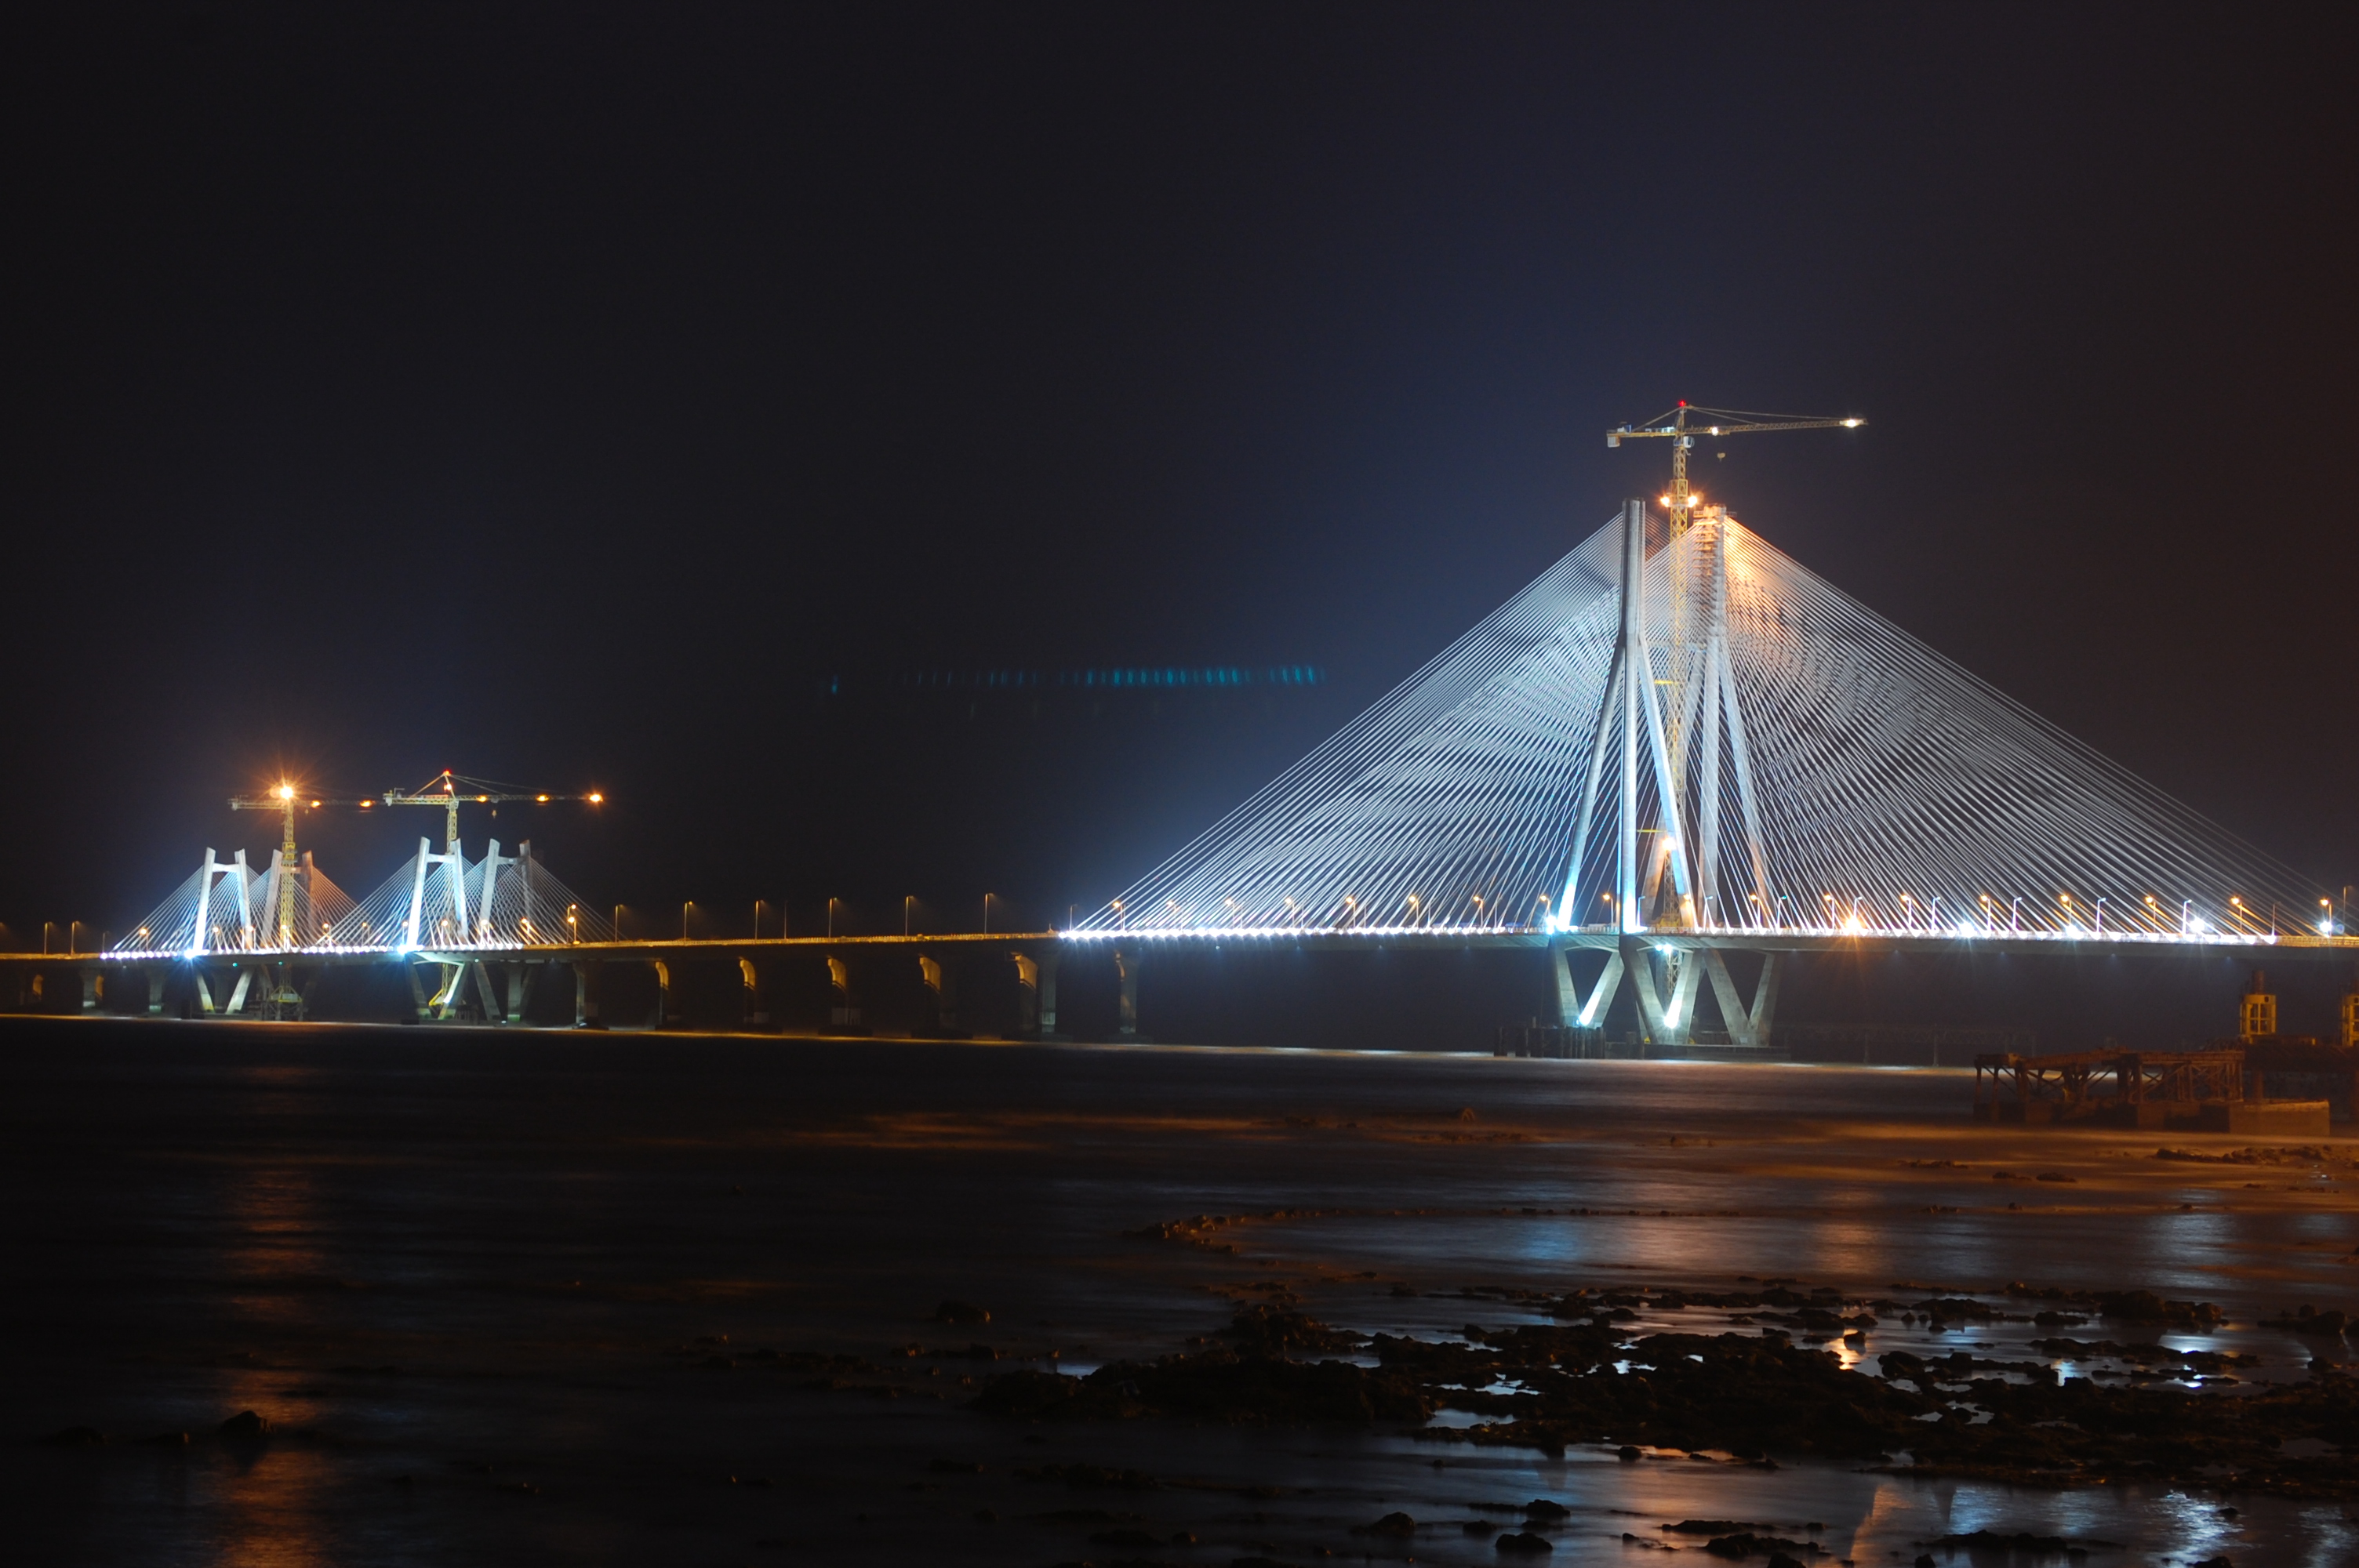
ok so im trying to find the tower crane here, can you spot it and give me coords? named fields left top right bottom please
left=380, top=770, right=605, bottom=854
left=1608, top=402, right=1864, bottom=535
left=1598, top=402, right=1866, bottom=934
left=228, top=782, right=329, bottom=947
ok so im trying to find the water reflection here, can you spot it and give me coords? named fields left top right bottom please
left=9, top=1029, right=2357, bottom=1563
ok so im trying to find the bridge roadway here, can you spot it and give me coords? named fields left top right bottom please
left=1, top=925, right=2349, bottom=1040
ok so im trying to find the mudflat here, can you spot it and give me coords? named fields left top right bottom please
left=3, top=1018, right=2354, bottom=1564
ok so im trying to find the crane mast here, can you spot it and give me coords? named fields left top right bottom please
left=1598, top=402, right=1865, bottom=931
left=227, top=782, right=318, bottom=947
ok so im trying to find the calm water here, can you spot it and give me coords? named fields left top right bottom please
left=2, top=1017, right=2353, bottom=1564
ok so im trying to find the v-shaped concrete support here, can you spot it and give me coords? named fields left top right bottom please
left=1702, top=948, right=1782, bottom=1047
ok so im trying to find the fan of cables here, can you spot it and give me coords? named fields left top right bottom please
left=1079, top=510, right=2325, bottom=942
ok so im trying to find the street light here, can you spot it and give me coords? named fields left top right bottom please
left=828, top=897, right=841, bottom=938
left=682, top=901, right=694, bottom=941
left=983, top=893, right=994, bottom=935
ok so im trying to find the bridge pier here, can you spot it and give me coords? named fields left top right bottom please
left=918, top=952, right=960, bottom=1033
left=572, top=960, right=605, bottom=1028
left=1011, top=950, right=1042, bottom=1036
left=827, top=954, right=862, bottom=1031
left=1114, top=947, right=1141, bottom=1039
left=1572, top=941, right=1780, bottom=1053
left=1550, top=949, right=1582, bottom=1027
left=146, top=967, right=166, bottom=1015
left=198, top=966, right=253, bottom=1016
left=80, top=970, right=101, bottom=1011
left=1619, top=939, right=1703, bottom=1048
left=1034, top=945, right=1061, bottom=1037
left=427, top=962, right=465, bottom=1022
left=471, top=961, right=503, bottom=1024
left=740, top=957, right=769, bottom=1025
left=651, top=960, right=675, bottom=1028
left=1703, top=949, right=1779, bottom=1047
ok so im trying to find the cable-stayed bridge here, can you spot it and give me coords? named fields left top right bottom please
left=2, top=498, right=2348, bottom=1044
left=1062, top=499, right=2347, bottom=1046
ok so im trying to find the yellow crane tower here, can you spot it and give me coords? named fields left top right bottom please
left=1607, top=401, right=1865, bottom=536
left=380, top=770, right=605, bottom=854
left=228, top=782, right=329, bottom=948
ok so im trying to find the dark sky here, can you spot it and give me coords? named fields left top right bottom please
left=5, top=4, right=2354, bottom=945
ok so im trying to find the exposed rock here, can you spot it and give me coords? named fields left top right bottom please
left=1089, top=1526, right=1163, bottom=1546
left=1013, top=1462, right=1160, bottom=1490
left=1915, top=1529, right=2120, bottom=1554
left=216, top=1410, right=270, bottom=1439
left=1703, top=1533, right=1823, bottom=1559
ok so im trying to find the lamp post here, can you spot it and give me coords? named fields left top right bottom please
left=905, top=895, right=914, bottom=937
left=983, top=894, right=993, bottom=935
left=682, top=901, right=694, bottom=941
left=828, top=898, right=840, bottom=938
left=614, top=906, right=625, bottom=942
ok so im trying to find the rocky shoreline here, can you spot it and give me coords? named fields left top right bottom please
left=971, top=1284, right=2359, bottom=1499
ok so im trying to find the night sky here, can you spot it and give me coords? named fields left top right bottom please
left=6, top=5, right=2354, bottom=949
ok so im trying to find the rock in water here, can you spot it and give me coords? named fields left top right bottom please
left=217, top=1410, right=271, bottom=1439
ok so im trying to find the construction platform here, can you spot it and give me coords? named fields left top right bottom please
left=1972, top=1046, right=2331, bottom=1134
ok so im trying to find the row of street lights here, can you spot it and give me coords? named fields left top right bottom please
left=603, top=895, right=1005, bottom=942
left=13, top=920, right=94, bottom=955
